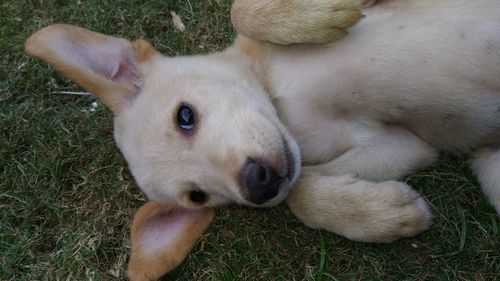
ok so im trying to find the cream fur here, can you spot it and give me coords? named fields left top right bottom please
left=231, top=0, right=364, bottom=44
left=25, top=0, right=500, bottom=277
left=230, top=0, right=500, bottom=242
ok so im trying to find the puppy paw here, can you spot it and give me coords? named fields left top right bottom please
left=354, top=181, right=433, bottom=242
left=288, top=175, right=432, bottom=243
left=231, top=0, right=364, bottom=45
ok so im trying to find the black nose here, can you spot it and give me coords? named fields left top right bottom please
left=242, top=160, right=283, bottom=205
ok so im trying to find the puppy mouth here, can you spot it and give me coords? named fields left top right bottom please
left=282, top=137, right=296, bottom=182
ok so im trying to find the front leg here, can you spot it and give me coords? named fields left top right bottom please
left=287, top=126, right=435, bottom=242
left=287, top=171, right=432, bottom=243
left=310, top=126, right=438, bottom=182
left=231, top=0, right=364, bottom=45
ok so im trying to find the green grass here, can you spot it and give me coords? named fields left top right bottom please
left=1, top=1, right=499, bottom=280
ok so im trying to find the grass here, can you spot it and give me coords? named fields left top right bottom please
left=1, top=0, right=499, bottom=280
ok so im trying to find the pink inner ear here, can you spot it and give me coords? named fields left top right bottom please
left=139, top=208, right=207, bottom=255
left=63, top=39, right=142, bottom=90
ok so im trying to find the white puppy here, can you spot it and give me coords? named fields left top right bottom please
left=25, top=0, right=500, bottom=280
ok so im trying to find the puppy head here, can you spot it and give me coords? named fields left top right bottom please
left=115, top=54, right=301, bottom=210
left=26, top=24, right=300, bottom=210
left=26, top=24, right=301, bottom=278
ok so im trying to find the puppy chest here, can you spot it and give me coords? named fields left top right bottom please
left=274, top=97, right=358, bottom=165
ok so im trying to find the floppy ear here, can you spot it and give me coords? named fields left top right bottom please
left=128, top=202, right=215, bottom=281
left=25, top=24, right=159, bottom=113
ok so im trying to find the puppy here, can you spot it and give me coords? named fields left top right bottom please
left=25, top=0, right=500, bottom=280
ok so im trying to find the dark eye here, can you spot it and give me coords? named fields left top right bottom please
left=177, top=105, right=195, bottom=131
left=189, top=190, right=207, bottom=204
